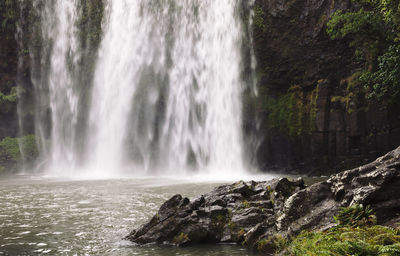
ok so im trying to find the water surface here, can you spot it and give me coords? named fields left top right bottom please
left=0, top=176, right=255, bottom=255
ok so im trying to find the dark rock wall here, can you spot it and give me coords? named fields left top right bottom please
left=0, top=1, right=20, bottom=138
left=252, top=0, right=400, bottom=175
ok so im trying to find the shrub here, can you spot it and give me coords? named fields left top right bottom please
left=286, top=226, right=400, bottom=256
left=0, top=135, right=39, bottom=172
left=334, top=204, right=377, bottom=227
left=284, top=205, right=398, bottom=255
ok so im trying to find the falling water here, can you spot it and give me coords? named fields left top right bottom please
left=88, top=0, right=245, bottom=176
left=24, top=0, right=250, bottom=177
left=24, top=0, right=81, bottom=174
left=160, top=1, right=245, bottom=174
left=87, top=1, right=165, bottom=174
left=46, top=0, right=80, bottom=172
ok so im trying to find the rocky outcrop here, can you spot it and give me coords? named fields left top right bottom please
left=127, top=146, right=400, bottom=254
left=252, top=0, right=400, bottom=175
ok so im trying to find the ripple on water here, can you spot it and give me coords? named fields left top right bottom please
left=0, top=177, right=255, bottom=255
left=17, top=231, right=31, bottom=235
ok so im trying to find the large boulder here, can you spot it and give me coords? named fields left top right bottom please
left=126, top=146, right=400, bottom=254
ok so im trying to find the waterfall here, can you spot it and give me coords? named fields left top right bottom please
left=23, top=0, right=251, bottom=177
left=25, top=0, right=81, bottom=174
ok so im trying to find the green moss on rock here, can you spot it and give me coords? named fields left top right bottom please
left=259, top=84, right=319, bottom=137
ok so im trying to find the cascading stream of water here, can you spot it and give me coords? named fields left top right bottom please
left=161, top=1, right=245, bottom=174
left=46, top=0, right=80, bottom=172
left=88, top=0, right=246, bottom=176
left=87, top=0, right=167, bottom=175
left=26, top=0, right=81, bottom=174
left=23, top=0, right=251, bottom=177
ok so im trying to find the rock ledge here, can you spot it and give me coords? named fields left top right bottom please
left=126, top=147, right=400, bottom=253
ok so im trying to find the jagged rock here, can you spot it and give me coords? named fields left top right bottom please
left=126, top=146, right=400, bottom=251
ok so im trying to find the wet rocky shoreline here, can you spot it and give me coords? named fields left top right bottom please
left=126, top=147, right=400, bottom=254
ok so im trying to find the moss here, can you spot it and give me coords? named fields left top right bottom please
left=173, top=232, right=189, bottom=244
left=0, top=86, right=19, bottom=109
left=216, top=214, right=227, bottom=223
left=228, top=221, right=237, bottom=232
left=238, top=228, right=246, bottom=238
left=253, top=7, right=266, bottom=31
left=78, top=0, right=105, bottom=54
left=279, top=205, right=399, bottom=255
left=259, top=84, right=319, bottom=137
left=241, top=200, right=251, bottom=208
left=309, top=83, right=319, bottom=129
left=0, top=0, right=19, bottom=34
left=257, top=235, right=288, bottom=253
left=331, top=72, right=369, bottom=113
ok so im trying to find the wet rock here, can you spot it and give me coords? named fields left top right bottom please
left=126, top=146, right=400, bottom=251
left=126, top=178, right=304, bottom=246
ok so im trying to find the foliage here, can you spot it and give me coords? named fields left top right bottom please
left=253, top=7, right=266, bottom=31
left=283, top=205, right=400, bottom=255
left=78, top=0, right=104, bottom=54
left=334, top=204, right=377, bottom=227
left=257, top=235, right=288, bottom=254
left=360, top=44, right=400, bottom=104
left=0, top=0, right=18, bottom=33
left=0, top=135, right=39, bottom=167
left=0, top=86, right=18, bottom=105
left=327, top=0, right=400, bottom=104
left=260, top=84, right=319, bottom=136
left=173, top=232, right=189, bottom=244
left=0, top=137, right=21, bottom=162
left=327, top=8, right=390, bottom=65
left=331, top=72, right=369, bottom=113
left=286, top=225, right=400, bottom=255
left=242, top=200, right=251, bottom=208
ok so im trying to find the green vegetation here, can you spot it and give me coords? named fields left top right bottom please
left=241, top=200, right=251, bottom=208
left=260, top=84, right=319, bottom=136
left=173, top=232, right=189, bottom=244
left=286, top=225, right=400, bottom=255
left=0, top=0, right=18, bottom=33
left=327, top=0, right=400, bottom=105
left=257, top=234, right=288, bottom=253
left=216, top=214, right=227, bottom=223
left=0, top=135, right=39, bottom=161
left=0, top=135, right=39, bottom=173
left=275, top=205, right=400, bottom=255
left=253, top=7, right=266, bottom=31
left=331, top=72, right=369, bottom=113
left=359, top=45, right=400, bottom=105
left=0, top=86, right=18, bottom=113
left=334, top=204, right=377, bottom=227
left=78, top=0, right=105, bottom=56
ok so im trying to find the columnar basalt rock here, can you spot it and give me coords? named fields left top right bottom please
left=253, top=0, right=400, bottom=174
left=127, top=146, right=400, bottom=254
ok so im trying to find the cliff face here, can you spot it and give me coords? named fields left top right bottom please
left=0, top=1, right=20, bottom=138
left=252, top=0, right=400, bottom=175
